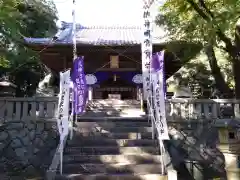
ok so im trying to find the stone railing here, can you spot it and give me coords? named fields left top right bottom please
left=166, top=99, right=240, bottom=122
left=0, top=97, right=58, bottom=121
left=1, top=97, right=240, bottom=121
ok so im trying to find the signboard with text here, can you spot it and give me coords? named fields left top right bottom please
left=72, top=57, right=87, bottom=114
left=141, top=6, right=152, bottom=100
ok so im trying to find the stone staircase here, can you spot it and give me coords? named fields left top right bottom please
left=83, top=99, right=145, bottom=118
left=55, top=117, right=167, bottom=180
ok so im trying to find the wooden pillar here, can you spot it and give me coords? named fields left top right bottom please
left=63, top=56, right=67, bottom=70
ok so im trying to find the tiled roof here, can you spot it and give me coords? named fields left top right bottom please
left=24, top=22, right=167, bottom=46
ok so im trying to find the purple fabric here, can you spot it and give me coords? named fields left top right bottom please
left=72, top=56, right=87, bottom=114
left=94, top=71, right=141, bottom=84
left=151, top=52, right=164, bottom=72
left=151, top=51, right=166, bottom=96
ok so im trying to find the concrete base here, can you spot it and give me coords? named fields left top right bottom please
left=226, top=170, right=240, bottom=180
left=167, top=169, right=178, bottom=180
left=56, top=174, right=168, bottom=180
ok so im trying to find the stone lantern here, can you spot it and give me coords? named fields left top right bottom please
left=0, top=76, right=17, bottom=97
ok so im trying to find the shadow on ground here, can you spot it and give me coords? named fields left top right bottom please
left=61, top=106, right=166, bottom=180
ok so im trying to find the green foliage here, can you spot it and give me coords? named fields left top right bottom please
left=157, top=0, right=240, bottom=45
left=165, top=40, right=203, bottom=63
left=0, top=0, right=58, bottom=96
left=167, top=48, right=233, bottom=97
left=157, top=0, right=240, bottom=97
left=167, top=52, right=212, bottom=97
left=0, top=56, right=10, bottom=68
left=17, top=0, right=57, bottom=37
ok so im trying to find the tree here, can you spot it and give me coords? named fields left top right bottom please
left=157, top=0, right=240, bottom=97
left=0, top=0, right=57, bottom=96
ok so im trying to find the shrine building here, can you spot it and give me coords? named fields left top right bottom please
left=24, top=22, right=197, bottom=100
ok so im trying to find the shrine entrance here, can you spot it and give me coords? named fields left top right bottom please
left=93, top=75, right=137, bottom=100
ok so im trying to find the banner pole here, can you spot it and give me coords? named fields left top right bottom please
left=150, top=57, right=155, bottom=140
left=59, top=139, right=63, bottom=175
left=72, top=0, right=77, bottom=60
left=159, top=139, right=165, bottom=175
left=142, top=0, right=154, bottom=139
left=71, top=0, right=77, bottom=131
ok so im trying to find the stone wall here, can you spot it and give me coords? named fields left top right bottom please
left=0, top=119, right=58, bottom=179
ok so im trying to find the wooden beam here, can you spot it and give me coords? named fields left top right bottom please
left=26, top=44, right=165, bottom=54
left=97, top=68, right=139, bottom=71
left=63, top=56, right=67, bottom=70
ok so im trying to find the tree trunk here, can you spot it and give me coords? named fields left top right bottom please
left=186, top=0, right=240, bottom=98
left=205, top=45, right=233, bottom=97
left=232, top=59, right=240, bottom=98
left=233, top=22, right=240, bottom=98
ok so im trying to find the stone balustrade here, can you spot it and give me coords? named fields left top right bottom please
left=1, top=97, right=240, bottom=121
left=0, top=97, right=59, bottom=178
left=166, top=99, right=240, bottom=121
left=0, top=97, right=58, bottom=122
left=0, top=97, right=240, bottom=179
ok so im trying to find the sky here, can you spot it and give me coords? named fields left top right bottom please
left=53, top=0, right=163, bottom=26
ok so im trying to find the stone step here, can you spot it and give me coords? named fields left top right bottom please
left=88, top=101, right=141, bottom=105
left=64, top=146, right=159, bottom=155
left=63, top=154, right=162, bottom=164
left=76, top=116, right=148, bottom=122
left=73, top=132, right=155, bottom=139
left=96, top=106, right=142, bottom=109
left=85, top=109, right=143, bottom=114
left=67, top=139, right=158, bottom=147
left=74, top=121, right=151, bottom=127
left=74, top=127, right=153, bottom=133
left=88, top=100, right=140, bottom=105
left=88, top=105, right=141, bottom=109
left=56, top=173, right=167, bottom=180
left=80, top=111, right=145, bottom=118
left=62, top=163, right=164, bottom=174
left=78, top=114, right=145, bottom=119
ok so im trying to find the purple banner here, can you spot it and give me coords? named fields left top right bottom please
left=151, top=52, right=166, bottom=96
left=72, top=56, right=87, bottom=114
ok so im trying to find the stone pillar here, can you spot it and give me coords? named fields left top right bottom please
left=137, top=87, right=140, bottom=100
left=138, top=88, right=144, bottom=112
left=167, top=169, right=177, bottom=180
left=88, top=86, right=93, bottom=101
left=218, top=127, right=240, bottom=179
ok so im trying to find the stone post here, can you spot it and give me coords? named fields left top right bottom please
left=138, top=87, right=144, bottom=112
left=88, top=86, right=93, bottom=101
